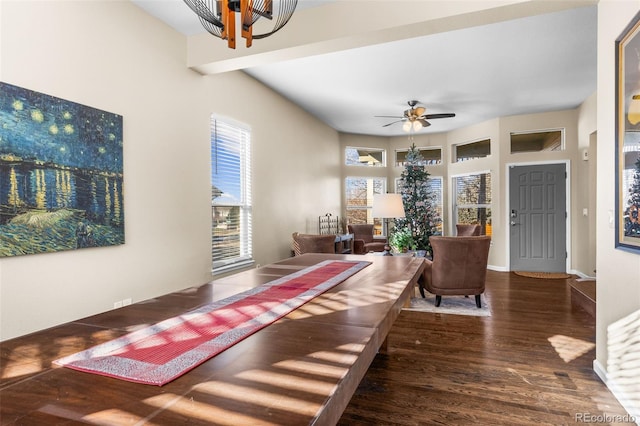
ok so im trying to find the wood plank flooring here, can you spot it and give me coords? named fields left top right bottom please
left=339, top=270, right=630, bottom=425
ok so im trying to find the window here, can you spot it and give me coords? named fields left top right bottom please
left=510, top=129, right=564, bottom=153
left=211, top=116, right=252, bottom=272
left=454, top=139, right=491, bottom=162
left=453, top=172, right=492, bottom=235
left=395, top=147, right=442, bottom=166
left=345, top=147, right=386, bottom=167
left=395, top=176, right=444, bottom=234
left=345, top=177, right=385, bottom=235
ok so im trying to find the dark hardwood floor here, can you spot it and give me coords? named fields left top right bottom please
left=339, top=270, right=630, bottom=425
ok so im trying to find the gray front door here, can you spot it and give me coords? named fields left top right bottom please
left=509, top=164, right=566, bottom=272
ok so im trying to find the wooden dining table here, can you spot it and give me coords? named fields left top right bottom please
left=0, top=253, right=425, bottom=425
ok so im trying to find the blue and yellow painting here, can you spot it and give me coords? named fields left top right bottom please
left=0, top=82, right=124, bottom=257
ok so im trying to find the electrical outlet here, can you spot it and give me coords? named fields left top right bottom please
left=123, top=298, right=132, bottom=306
left=114, top=301, right=123, bottom=309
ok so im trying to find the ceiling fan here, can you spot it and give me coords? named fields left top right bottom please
left=376, top=100, right=456, bottom=132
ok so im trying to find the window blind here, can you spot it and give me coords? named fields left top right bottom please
left=453, top=172, right=492, bottom=235
left=345, top=177, right=386, bottom=233
left=211, top=116, right=252, bottom=271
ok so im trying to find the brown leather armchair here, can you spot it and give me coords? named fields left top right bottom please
left=456, top=223, right=481, bottom=236
left=347, top=224, right=386, bottom=254
left=420, top=236, right=491, bottom=308
left=291, top=232, right=336, bottom=256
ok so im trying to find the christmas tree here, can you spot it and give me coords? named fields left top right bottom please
left=625, top=156, right=640, bottom=237
left=394, top=144, right=441, bottom=253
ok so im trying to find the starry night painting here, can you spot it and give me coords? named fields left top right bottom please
left=0, top=82, right=124, bottom=257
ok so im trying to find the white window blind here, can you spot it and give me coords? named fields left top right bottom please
left=426, top=176, right=444, bottom=234
left=453, top=172, right=492, bottom=235
left=211, top=116, right=252, bottom=272
left=345, top=177, right=386, bottom=234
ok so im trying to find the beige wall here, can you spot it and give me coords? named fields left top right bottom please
left=0, top=1, right=340, bottom=340
left=578, top=92, right=598, bottom=277
left=596, top=0, right=640, bottom=397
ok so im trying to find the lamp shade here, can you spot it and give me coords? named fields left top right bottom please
left=372, top=193, right=406, bottom=218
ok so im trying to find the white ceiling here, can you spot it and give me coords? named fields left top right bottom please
left=130, top=1, right=597, bottom=137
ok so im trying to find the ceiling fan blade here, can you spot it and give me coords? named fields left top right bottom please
left=382, top=119, right=405, bottom=127
left=414, top=107, right=426, bottom=116
left=417, top=119, right=431, bottom=128
left=424, top=113, right=456, bottom=119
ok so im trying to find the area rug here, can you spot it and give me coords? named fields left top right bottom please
left=514, top=271, right=571, bottom=279
left=403, top=295, right=491, bottom=317
left=54, top=260, right=370, bottom=386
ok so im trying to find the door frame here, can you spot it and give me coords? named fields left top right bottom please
left=505, top=160, right=571, bottom=272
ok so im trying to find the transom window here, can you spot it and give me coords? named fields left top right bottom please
left=510, top=129, right=564, bottom=153
left=211, top=116, right=252, bottom=273
left=396, top=147, right=442, bottom=166
left=345, top=147, right=386, bottom=167
left=454, top=139, right=491, bottom=162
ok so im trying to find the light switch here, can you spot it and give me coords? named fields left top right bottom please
left=583, top=208, right=588, bottom=217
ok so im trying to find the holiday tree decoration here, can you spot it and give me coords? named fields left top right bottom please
left=394, top=144, right=441, bottom=253
left=625, top=156, right=640, bottom=237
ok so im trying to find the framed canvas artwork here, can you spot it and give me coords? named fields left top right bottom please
left=0, top=82, right=124, bottom=257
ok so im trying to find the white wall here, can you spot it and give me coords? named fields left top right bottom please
left=0, top=0, right=340, bottom=340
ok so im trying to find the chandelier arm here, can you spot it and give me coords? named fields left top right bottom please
left=199, top=17, right=223, bottom=38
left=222, top=0, right=235, bottom=48
left=252, top=0, right=297, bottom=39
left=183, top=0, right=223, bottom=29
left=241, top=0, right=253, bottom=47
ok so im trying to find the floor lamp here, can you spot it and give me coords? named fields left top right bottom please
left=372, top=193, right=406, bottom=256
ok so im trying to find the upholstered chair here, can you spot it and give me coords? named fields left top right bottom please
left=456, top=223, right=481, bottom=236
left=421, top=236, right=491, bottom=308
left=347, top=224, right=387, bottom=254
left=291, top=233, right=336, bottom=256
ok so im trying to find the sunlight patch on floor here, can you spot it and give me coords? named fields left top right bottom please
left=548, top=334, right=595, bottom=362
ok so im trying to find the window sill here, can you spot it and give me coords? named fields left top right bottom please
left=212, top=259, right=255, bottom=277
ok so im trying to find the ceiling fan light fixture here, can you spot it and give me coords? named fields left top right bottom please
left=379, top=100, right=455, bottom=132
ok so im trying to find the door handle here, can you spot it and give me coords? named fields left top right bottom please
left=510, top=221, right=518, bottom=226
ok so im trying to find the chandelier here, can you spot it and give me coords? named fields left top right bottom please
left=183, top=0, right=298, bottom=49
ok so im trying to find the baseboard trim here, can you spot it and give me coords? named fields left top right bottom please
left=569, top=269, right=595, bottom=279
left=487, top=264, right=508, bottom=272
left=593, top=360, right=640, bottom=425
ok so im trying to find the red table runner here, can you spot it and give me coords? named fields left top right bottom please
left=54, top=259, right=370, bottom=385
